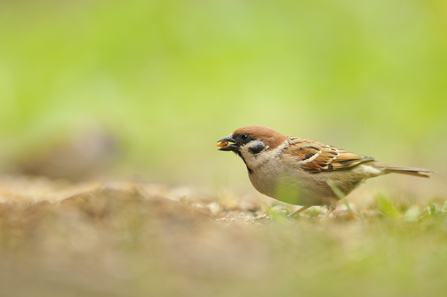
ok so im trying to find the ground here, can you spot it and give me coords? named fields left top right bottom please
left=0, top=175, right=446, bottom=297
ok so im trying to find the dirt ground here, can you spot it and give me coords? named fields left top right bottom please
left=0, top=175, right=446, bottom=297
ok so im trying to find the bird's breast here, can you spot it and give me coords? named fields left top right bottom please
left=248, top=156, right=286, bottom=198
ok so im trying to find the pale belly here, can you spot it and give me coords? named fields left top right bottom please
left=248, top=164, right=365, bottom=206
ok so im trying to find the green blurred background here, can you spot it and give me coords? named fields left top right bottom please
left=0, top=0, right=446, bottom=188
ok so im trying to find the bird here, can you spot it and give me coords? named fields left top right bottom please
left=217, top=126, right=433, bottom=218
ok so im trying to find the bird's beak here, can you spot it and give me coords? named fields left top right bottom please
left=217, top=135, right=238, bottom=151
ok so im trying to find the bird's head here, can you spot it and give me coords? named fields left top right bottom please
left=217, top=126, right=287, bottom=156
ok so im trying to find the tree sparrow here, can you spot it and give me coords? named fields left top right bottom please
left=217, top=126, right=432, bottom=217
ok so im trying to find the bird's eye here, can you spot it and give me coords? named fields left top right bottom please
left=240, top=133, right=249, bottom=141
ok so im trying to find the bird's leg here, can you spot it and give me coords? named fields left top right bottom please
left=322, top=204, right=336, bottom=219
left=289, top=206, right=311, bottom=217
left=326, top=181, right=357, bottom=219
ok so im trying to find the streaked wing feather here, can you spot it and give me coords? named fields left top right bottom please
left=285, top=138, right=374, bottom=173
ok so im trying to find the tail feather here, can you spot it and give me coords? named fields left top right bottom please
left=384, top=166, right=433, bottom=178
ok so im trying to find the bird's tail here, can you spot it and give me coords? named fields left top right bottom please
left=384, top=166, right=433, bottom=178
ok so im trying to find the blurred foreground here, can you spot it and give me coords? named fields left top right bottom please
left=1, top=175, right=446, bottom=297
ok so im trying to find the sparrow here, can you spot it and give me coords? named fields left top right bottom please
left=217, top=126, right=433, bottom=218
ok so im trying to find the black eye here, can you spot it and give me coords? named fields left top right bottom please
left=240, top=133, right=249, bottom=141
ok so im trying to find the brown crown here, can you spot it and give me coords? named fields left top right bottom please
left=232, top=126, right=288, bottom=150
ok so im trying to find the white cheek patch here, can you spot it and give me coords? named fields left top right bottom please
left=240, top=140, right=278, bottom=169
left=245, top=139, right=266, bottom=155
left=246, top=139, right=265, bottom=149
left=242, top=139, right=266, bottom=156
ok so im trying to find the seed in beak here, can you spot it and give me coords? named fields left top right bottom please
left=217, top=141, right=229, bottom=148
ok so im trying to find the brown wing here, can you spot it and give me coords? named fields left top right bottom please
left=285, top=138, right=375, bottom=173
